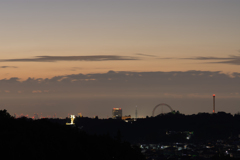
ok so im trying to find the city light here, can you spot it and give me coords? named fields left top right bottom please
left=66, top=115, right=75, bottom=125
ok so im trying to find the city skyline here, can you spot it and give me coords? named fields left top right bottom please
left=0, top=0, right=240, bottom=118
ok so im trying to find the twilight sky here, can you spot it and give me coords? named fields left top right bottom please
left=0, top=0, right=240, bottom=118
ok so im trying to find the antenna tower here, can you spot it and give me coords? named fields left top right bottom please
left=135, top=105, right=138, bottom=119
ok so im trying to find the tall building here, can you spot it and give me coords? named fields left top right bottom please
left=112, top=108, right=122, bottom=119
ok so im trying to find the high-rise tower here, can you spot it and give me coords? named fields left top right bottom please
left=135, top=105, right=138, bottom=119
left=112, top=108, right=122, bottom=119
left=213, top=94, right=215, bottom=113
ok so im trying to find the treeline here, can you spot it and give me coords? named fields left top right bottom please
left=0, top=110, right=145, bottom=160
left=74, top=112, right=240, bottom=144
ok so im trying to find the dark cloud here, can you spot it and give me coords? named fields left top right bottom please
left=1, top=70, right=240, bottom=117
left=0, top=55, right=139, bottom=62
left=135, top=53, right=157, bottom=57
left=1, top=70, right=240, bottom=95
left=0, top=66, right=18, bottom=68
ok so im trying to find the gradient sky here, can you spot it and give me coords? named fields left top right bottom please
left=0, top=0, right=240, bottom=118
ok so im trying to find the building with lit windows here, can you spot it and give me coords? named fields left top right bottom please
left=112, top=108, right=122, bottom=119
left=122, top=115, right=131, bottom=120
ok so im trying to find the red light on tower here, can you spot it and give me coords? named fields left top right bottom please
left=213, top=94, right=215, bottom=113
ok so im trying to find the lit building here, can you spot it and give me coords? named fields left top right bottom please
left=66, top=115, right=75, bottom=125
left=112, top=108, right=122, bottom=119
left=122, top=115, right=131, bottom=120
left=78, top=113, right=82, bottom=117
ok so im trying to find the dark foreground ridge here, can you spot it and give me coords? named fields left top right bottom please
left=2, top=110, right=240, bottom=160
left=71, top=111, right=240, bottom=160
left=73, top=111, right=240, bottom=144
left=0, top=110, right=145, bottom=160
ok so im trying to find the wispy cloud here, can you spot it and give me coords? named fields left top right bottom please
left=0, top=66, right=18, bottom=69
left=135, top=53, right=157, bottom=57
left=185, top=56, right=235, bottom=60
left=186, top=55, right=240, bottom=65
left=0, top=55, right=139, bottom=62
left=157, top=57, right=175, bottom=59
left=157, top=55, right=240, bottom=65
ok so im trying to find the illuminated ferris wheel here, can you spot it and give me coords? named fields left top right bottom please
left=152, top=103, right=174, bottom=117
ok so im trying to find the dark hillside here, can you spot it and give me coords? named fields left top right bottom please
left=0, top=110, right=145, bottom=160
left=75, top=112, right=240, bottom=144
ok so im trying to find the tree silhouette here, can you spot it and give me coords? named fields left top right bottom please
left=0, top=109, right=13, bottom=119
